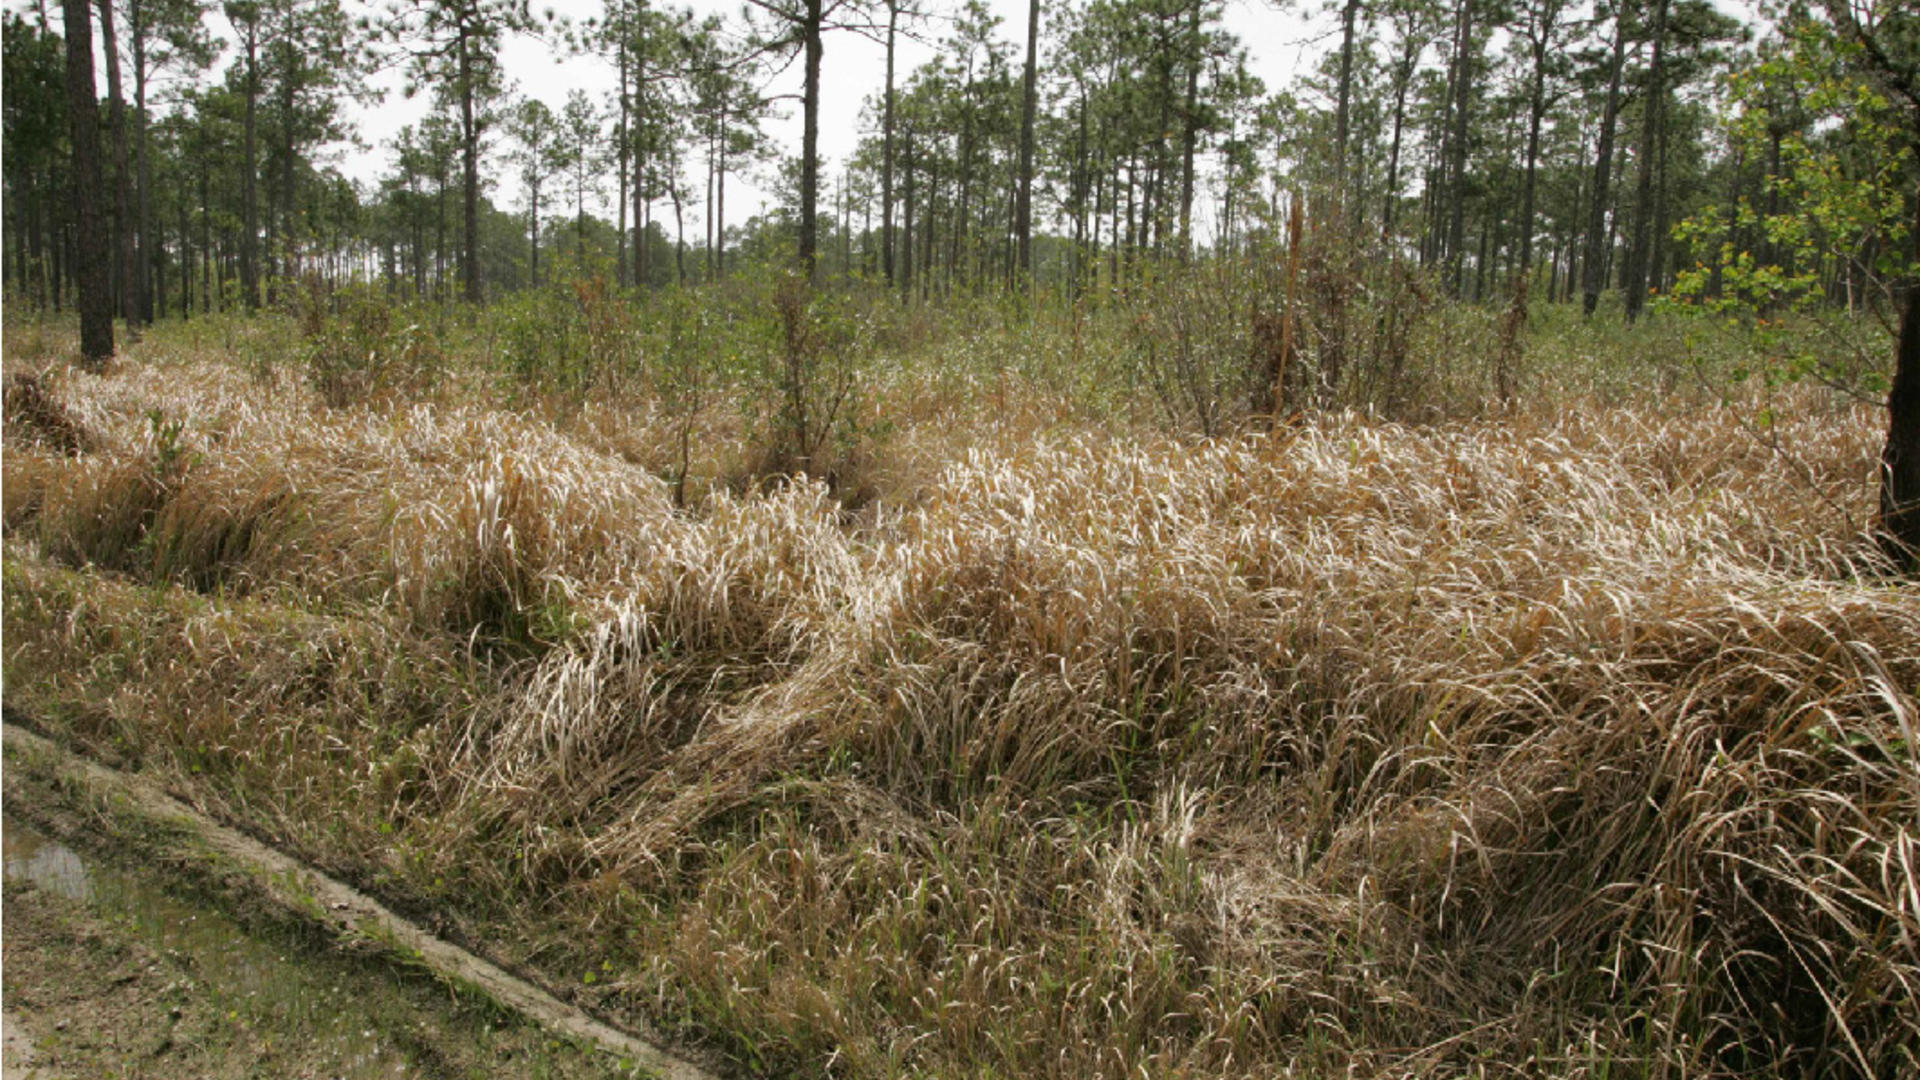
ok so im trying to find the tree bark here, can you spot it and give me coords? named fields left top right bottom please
left=1177, top=0, right=1201, bottom=254
left=1882, top=285, right=1920, bottom=567
left=1517, top=0, right=1559, bottom=279
left=133, top=0, right=153, bottom=323
left=617, top=37, right=629, bottom=287
left=1880, top=199, right=1920, bottom=569
left=64, top=0, right=114, bottom=365
left=1383, top=27, right=1418, bottom=240
left=1444, top=0, right=1476, bottom=294
left=900, top=129, right=914, bottom=300
left=882, top=2, right=897, bottom=285
left=797, top=0, right=822, bottom=277
left=1333, top=0, right=1360, bottom=186
left=1623, top=0, right=1668, bottom=323
left=1015, top=0, right=1039, bottom=280
left=634, top=0, right=650, bottom=287
left=1581, top=1, right=1627, bottom=317
left=458, top=18, right=480, bottom=303
left=239, top=12, right=260, bottom=310
left=98, top=0, right=137, bottom=323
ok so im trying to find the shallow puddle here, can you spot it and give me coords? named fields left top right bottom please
left=5, top=820, right=435, bottom=1078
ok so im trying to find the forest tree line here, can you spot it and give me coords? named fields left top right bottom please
left=2, top=0, right=1914, bottom=327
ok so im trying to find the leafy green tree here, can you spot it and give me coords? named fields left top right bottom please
left=1670, top=5, right=1918, bottom=566
left=1818, top=0, right=1920, bottom=566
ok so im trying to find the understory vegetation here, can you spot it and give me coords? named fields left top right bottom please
left=3, top=269, right=1915, bottom=1079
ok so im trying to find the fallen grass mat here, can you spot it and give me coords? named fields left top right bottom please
left=0, top=718, right=717, bottom=1080
left=3, top=354, right=1918, bottom=1077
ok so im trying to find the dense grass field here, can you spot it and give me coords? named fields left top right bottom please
left=3, top=282, right=1916, bottom=1078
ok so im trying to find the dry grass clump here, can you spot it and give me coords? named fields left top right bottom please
left=4, top=371, right=97, bottom=455
left=4, top=351, right=1914, bottom=1078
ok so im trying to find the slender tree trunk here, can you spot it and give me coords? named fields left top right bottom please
left=178, top=195, right=190, bottom=318
left=239, top=18, right=260, bottom=309
left=1177, top=0, right=1202, bottom=254
left=882, top=3, right=897, bottom=286
left=670, top=169, right=686, bottom=285
left=54, top=217, right=66, bottom=312
left=1333, top=0, right=1360, bottom=186
left=1649, top=111, right=1673, bottom=297
left=133, top=0, right=153, bottom=323
left=1518, top=0, right=1559, bottom=280
left=901, top=130, right=914, bottom=300
left=617, top=37, right=630, bottom=287
left=458, top=20, right=480, bottom=303
left=64, top=0, right=113, bottom=364
left=1581, top=1, right=1628, bottom=317
left=28, top=176, right=48, bottom=308
left=277, top=43, right=297, bottom=286
left=797, top=0, right=823, bottom=276
left=1623, top=0, right=1669, bottom=323
left=529, top=181, right=540, bottom=286
left=954, top=97, right=975, bottom=288
left=98, top=0, right=137, bottom=323
left=921, top=161, right=936, bottom=298
left=199, top=162, right=212, bottom=312
left=635, top=1, right=650, bottom=287
left=1383, top=31, right=1418, bottom=241
left=1444, top=0, right=1476, bottom=294
left=705, top=127, right=716, bottom=280
left=1015, top=0, right=1040, bottom=281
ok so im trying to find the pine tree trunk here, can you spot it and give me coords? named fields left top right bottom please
left=98, top=0, right=137, bottom=323
left=797, top=0, right=822, bottom=276
left=459, top=21, right=480, bottom=304
left=901, top=131, right=914, bottom=300
left=635, top=1, right=650, bottom=287
left=1333, top=0, right=1360, bottom=186
left=1016, top=0, right=1039, bottom=279
left=1177, top=0, right=1201, bottom=253
left=240, top=19, right=260, bottom=310
left=64, top=0, right=113, bottom=365
left=133, top=0, right=153, bottom=323
left=717, top=106, right=728, bottom=278
left=1623, top=0, right=1669, bottom=324
left=617, top=38, right=629, bottom=288
left=1383, top=32, right=1417, bottom=240
left=882, top=6, right=896, bottom=285
left=1518, top=0, right=1558, bottom=278
left=1445, top=0, right=1476, bottom=293
left=1581, top=2, right=1627, bottom=317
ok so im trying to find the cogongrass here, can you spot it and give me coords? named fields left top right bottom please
left=2, top=340, right=1912, bottom=1077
